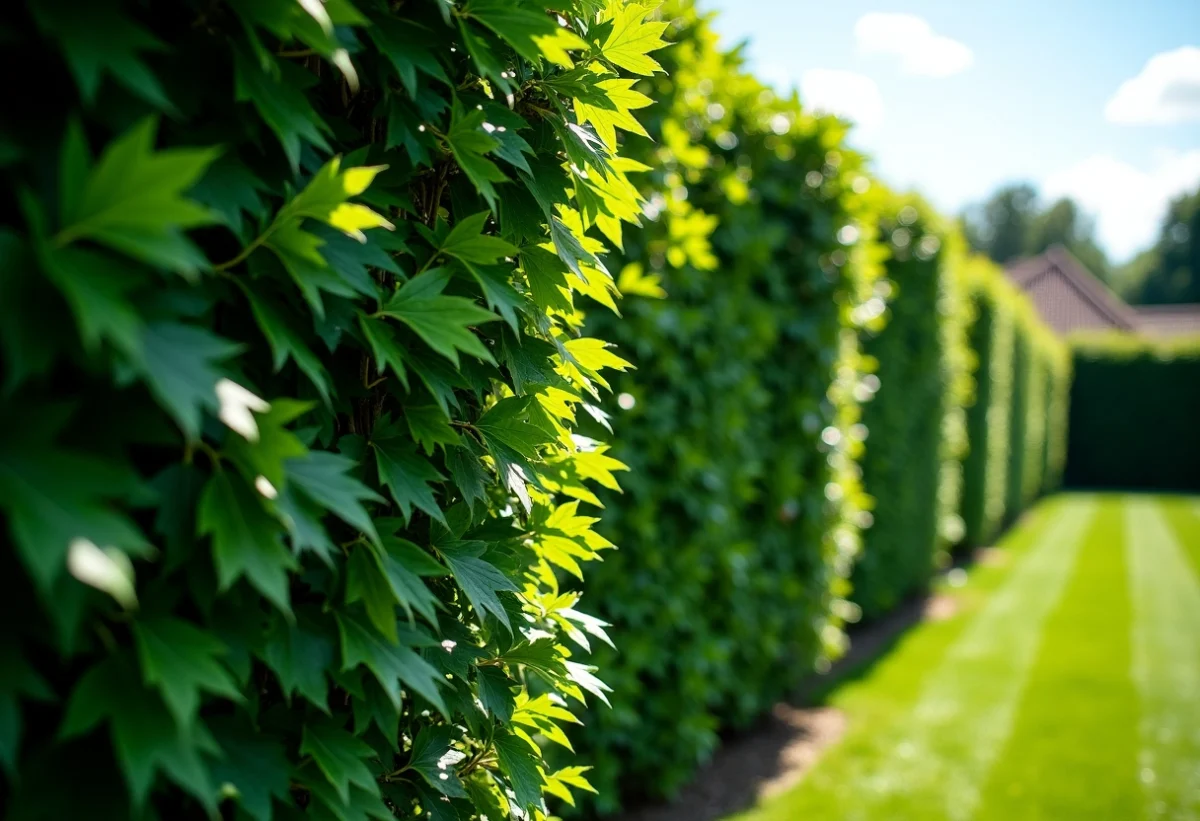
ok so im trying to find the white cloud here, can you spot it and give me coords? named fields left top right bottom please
left=854, top=13, right=973, bottom=78
left=800, top=69, right=885, bottom=128
left=1105, top=46, right=1200, bottom=125
left=1042, top=150, right=1200, bottom=260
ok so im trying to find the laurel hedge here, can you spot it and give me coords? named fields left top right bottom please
left=561, top=2, right=881, bottom=810
left=0, top=2, right=669, bottom=818
left=1066, top=334, right=1200, bottom=490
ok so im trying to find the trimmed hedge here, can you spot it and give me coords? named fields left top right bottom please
left=1065, top=334, right=1200, bottom=490
left=960, top=260, right=1015, bottom=546
left=0, top=2, right=666, bottom=819
left=961, top=270, right=1068, bottom=545
left=850, top=196, right=974, bottom=619
left=566, top=3, right=881, bottom=810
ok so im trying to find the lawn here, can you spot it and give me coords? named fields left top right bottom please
left=730, top=493, right=1200, bottom=821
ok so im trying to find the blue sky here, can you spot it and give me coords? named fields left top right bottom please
left=701, top=0, right=1200, bottom=261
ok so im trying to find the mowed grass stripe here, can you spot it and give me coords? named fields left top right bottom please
left=736, top=503, right=1064, bottom=821
left=974, top=497, right=1140, bottom=820
left=1127, top=497, right=1200, bottom=820
left=1162, top=496, right=1200, bottom=581
left=745, top=496, right=1095, bottom=821
left=857, top=496, right=1095, bottom=821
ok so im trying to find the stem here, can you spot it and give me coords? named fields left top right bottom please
left=212, top=230, right=272, bottom=272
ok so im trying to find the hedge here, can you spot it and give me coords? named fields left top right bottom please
left=961, top=271, right=1068, bottom=544
left=0, top=2, right=667, bottom=818
left=850, top=196, right=974, bottom=619
left=959, top=260, right=1015, bottom=546
left=1065, top=334, right=1200, bottom=490
left=565, top=3, right=881, bottom=810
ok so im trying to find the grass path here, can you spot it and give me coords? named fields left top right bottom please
left=729, top=494, right=1200, bottom=821
left=1127, top=498, right=1200, bottom=819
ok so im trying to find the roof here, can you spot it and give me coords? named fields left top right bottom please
left=1133, top=304, right=1200, bottom=339
left=1005, top=246, right=1137, bottom=335
left=1005, top=246, right=1200, bottom=340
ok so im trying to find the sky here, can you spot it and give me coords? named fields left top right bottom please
left=701, top=0, right=1200, bottom=262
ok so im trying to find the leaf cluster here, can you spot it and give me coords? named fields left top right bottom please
left=0, top=1, right=666, bottom=818
left=556, top=2, right=883, bottom=810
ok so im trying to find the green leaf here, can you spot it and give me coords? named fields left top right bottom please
left=408, top=725, right=467, bottom=797
left=262, top=611, right=334, bottom=709
left=32, top=239, right=142, bottom=356
left=439, top=542, right=520, bottom=630
left=464, top=0, right=558, bottom=63
left=346, top=545, right=401, bottom=641
left=369, top=17, right=450, bottom=98
left=380, top=269, right=499, bottom=366
left=60, top=655, right=218, bottom=810
left=209, top=716, right=293, bottom=821
left=275, top=482, right=337, bottom=565
left=374, top=536, right=444, bottom=626
left=574, top=78, right=653, bottom=150
left=234, top=50, right=331, bottom=171
left=55, top=118, right=219, bottom=275
left=225, top=398, right=312, bottom=489
left=493, top=728, right=543, bottom=811
left=447, top=445, right=489, bottom=515
left=31, top=0, right=171, bottom=108
left=132, top=618, right=241, bottom=729
left=359, top=313, right=411, bottom=390
left=476, top=667, right=516, bottom=723
left=521, top=246, right=574, bottom=313
left=336, top=613, right=447, bottom=715
left=406, top=405, right=462, bottom=455
left=199, top=471, right=297, bottom=613
left=476, top=396, right=556, bottom=460
left=0, top=416, right=149, bottom=589
left=466, top=262, right=525, bottom=332
left=134, top=322, right=243, bottom=439
left=445, top=102, right=508, bottom=210
left=439, top=212, right=518, bottom=265
left=372, top=434, right=447, bottom=526
left=287, top=451, right=385, bottom=545
left=300, top=721, right=380, bottom=804
left=600, top=2, right=670, bottom=76
left=244, top=285, right=333, bottom=404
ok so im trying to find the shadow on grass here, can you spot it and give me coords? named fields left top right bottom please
left=611, top=590, right=935, bottom=821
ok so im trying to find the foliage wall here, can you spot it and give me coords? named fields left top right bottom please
left=1066, top=334, right=1200, bottom=490
left=851, top=196, right=972, bottom=619
left=959, top=260, right=1014, bottom=547
left=1004, top=330, right=1031, bottom=517
left=0, top=1, right=667, bottom=819
left=564, top=3, right=881, bottom=810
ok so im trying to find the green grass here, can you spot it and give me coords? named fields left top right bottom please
left=729, top=493, right=1200, bottom=821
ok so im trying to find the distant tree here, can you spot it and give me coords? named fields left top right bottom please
left=1129, top=187, right=1200, bottom=305
left=964, top=184, right=1038, bottom=265
left=1026, top=198, right=1112, bottom=283
left=964, top=184, right=1113, bottom=283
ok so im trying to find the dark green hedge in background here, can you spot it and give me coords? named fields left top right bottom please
left=565, top=2, right=880, bottom=811
left=851, top=196, right=972, bottom=619
left=0, top=2, right=666, bottom=818
left=1066, top=335, right=1200, bottom=490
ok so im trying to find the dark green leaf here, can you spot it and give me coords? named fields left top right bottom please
left=132, top=618, right=241, bottom=729
left=336, top=614, right=447, bottom=715
left=300, top=721, right=379, bottom=804
left=198, top=471, right=297, bottom=613
left=493, top=729, right=542, bottom=811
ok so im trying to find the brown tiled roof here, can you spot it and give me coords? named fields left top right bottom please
left=1133, top=304, right=1200, bottom=338
left=1005, top=246, right=1137, bottom=335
